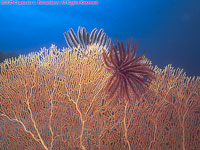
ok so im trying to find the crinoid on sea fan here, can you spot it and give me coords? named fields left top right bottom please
left=64, top=26, right=111, bottom=54
left=102, top=38, right=155, bottom=102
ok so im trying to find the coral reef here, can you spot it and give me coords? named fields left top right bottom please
left=0, top=39, right=199, bottom=149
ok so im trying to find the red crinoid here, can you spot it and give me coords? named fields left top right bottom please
left=102, top=38, right=155, bottom=102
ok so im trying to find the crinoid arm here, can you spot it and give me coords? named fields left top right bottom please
left=64, top=26, right=111, bottom=54
left=102, top=38, right=155, bottom=102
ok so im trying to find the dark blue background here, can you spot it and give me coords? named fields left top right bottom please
left=0, top=0, right=199, bottom=76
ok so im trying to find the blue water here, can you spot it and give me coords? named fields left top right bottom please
left=0, top=0, right=200, bottom=76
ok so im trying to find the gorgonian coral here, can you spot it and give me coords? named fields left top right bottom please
left=102, top=38, right=155, bottom=101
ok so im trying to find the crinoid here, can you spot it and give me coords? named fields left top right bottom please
left=102, top=38, right=155, bottom=102
left=64, top=26, right=111, bottom=55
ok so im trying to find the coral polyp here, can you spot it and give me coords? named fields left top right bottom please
left=102, top=38, right=155, bottom=101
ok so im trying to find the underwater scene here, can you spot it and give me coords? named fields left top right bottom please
left=0, top=0, right=200, bottom=150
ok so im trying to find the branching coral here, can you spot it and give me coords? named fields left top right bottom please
left=0, top=27, right=199, bottom=150
left=0, top=45, right=109, bottom=150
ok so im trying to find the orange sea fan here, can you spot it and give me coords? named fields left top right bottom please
left=102, top=38, right=155, bottom=101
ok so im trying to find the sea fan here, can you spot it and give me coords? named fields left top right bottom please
left=102, top=38, right=155, bottom=102
left=64, top=26, right=111, bottom=54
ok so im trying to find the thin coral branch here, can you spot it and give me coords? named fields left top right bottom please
left=0, top=113, right=40, bottom=142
